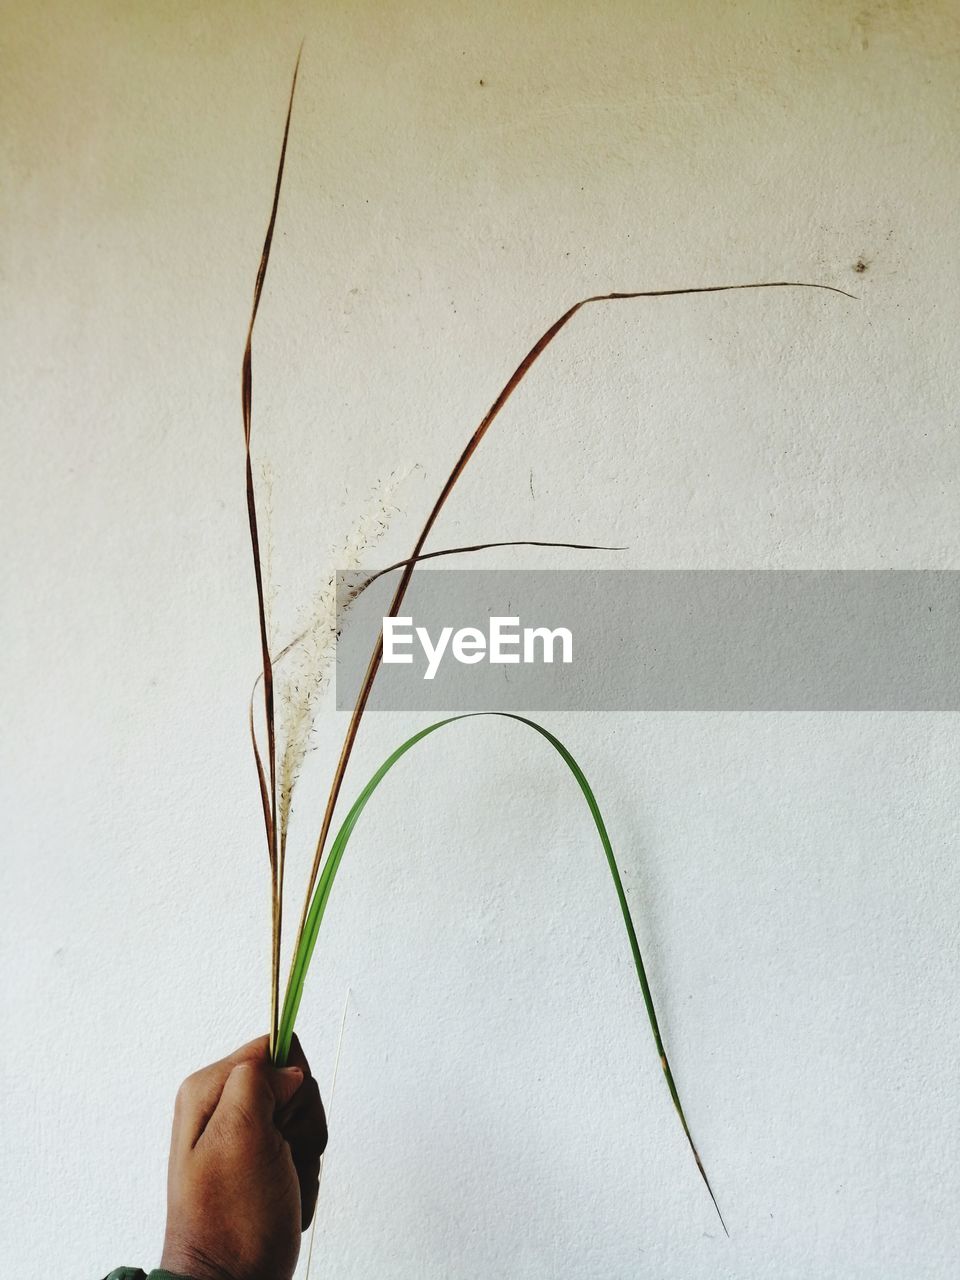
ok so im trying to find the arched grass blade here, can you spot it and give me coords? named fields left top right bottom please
left=290, top=278, right=856, bottom=992
left=275, top=712, right=727, bottom=1233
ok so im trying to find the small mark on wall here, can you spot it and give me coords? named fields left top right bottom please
left=853, top=257, right=870, bottom=273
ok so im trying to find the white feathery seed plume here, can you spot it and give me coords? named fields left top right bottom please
left=275, top=467, right=416, bottom=850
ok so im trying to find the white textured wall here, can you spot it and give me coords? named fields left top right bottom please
left=3, top=3, right=960, bottom=1277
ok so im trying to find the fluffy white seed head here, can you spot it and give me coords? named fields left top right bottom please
left=275, top=467, right=414, bottom=848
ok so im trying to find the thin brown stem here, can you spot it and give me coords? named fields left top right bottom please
left=243, top=48, right=302, bottom=1057
left=250, top=539, right=623, bottom=696
left=352, top=539, right=626, bottom=593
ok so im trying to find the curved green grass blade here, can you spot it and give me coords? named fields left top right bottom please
left=276, top=712, right=726, bottom=1232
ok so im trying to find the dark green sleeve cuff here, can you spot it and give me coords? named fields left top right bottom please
left=103, top=1270, right=198, bottom=1280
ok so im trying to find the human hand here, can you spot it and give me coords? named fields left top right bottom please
left=160, top=1035, right=327, bottom=1280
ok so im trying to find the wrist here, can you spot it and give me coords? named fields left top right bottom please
left=159, top=1241, right=239, bottom=1280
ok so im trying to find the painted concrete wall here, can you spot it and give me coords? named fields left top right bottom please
left=3, top=2, right=959, bottom=1277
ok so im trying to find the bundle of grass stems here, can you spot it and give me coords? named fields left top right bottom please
left=240, top=54, right=852, bottom=1236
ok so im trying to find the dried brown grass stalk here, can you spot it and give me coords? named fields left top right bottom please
left=240, top=53, right=856, bottom=1223
left=242, top=47, right=301, bottom=1057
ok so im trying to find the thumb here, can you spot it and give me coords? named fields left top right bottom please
left=269, top=1065, right=306, bottom=1109
left=215, top=1060, right=304, bottom=1130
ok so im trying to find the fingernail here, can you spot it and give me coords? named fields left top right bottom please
left=278, top=1066, right=303, bottom=1081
